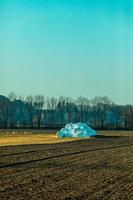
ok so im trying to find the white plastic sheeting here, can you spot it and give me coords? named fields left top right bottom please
left=56, top=123, right=96, bottom=138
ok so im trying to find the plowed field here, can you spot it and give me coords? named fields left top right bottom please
left=0, top=131, right=133, bottom=200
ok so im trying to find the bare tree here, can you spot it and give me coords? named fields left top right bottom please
left=72, top=100, right=79, bottom=123
left=76, top=97, right=90, bottom=123
left=25, top=95, right=34, bottom=128
left=84, top=98, right=90, bottom=124
left=77, top=97, right=86, bottom=122
left=65, top=97, right=73, bottom=123
left=46, top=97, right=57, bottom=126
left=34, top=95, right=45, bottom=128
left=0, top=93, right=133, bottom=130
left=98, top=96, right=112, bottom=128
left=111, top=104, right=123, bottom=129
left=8, top=92, right=17, bottom=101
left=18, top=96, right=24, bottom=127
left=57, top=96, right=66, bottom=126
left=0, top=96, right=10, bottom=128
left=91, top=97, right=100, bottom=127
left=91, top=96, right=112, bottom=128
left=122, top=105, right=133, bottom=129
left=8, top=92, right=17, bottom=128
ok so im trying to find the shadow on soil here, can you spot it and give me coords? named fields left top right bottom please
left=95, top=135, right=120, bottom=139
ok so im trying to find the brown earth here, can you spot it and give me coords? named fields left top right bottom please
left=0, top=131, right=133, bottom=200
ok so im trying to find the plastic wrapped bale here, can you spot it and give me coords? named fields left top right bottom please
left=74, top=128, right=81, bottom=134
left=86, top=127, right=93, bottom=132
left=65, top=123, right=73, bottom=130
left=56, top=123, right=96, bottom=138
left=60, top=128, right=68, bottom=134
left=56, top=128, right=68, bottom=138
left=90, top=130, right=96, bottom=137
left=68, top=129, right=76, bottom=137
left=76, top=132, right=84, bottom=138
left=77, top=123, right=86, bottom=130
left=72, top=123, right=78, bottom=129
left=64, top=132, right=73, bottom=138
left=56, top=131, right=64, bottom=138
left=80, top=123, right=89, bottom=129
left=83, top=130, right=92, bottom=137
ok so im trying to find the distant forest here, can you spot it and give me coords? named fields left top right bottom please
left=0, top=92, right=133, bottom=130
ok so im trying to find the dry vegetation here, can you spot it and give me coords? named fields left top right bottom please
left=0, top=132, right=77, bottom=146
left=0, top=131, right=133, bottom=200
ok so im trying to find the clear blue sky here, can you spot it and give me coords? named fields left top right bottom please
left=0, top=0, right=133, bottom=104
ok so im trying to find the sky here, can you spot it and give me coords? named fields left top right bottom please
left=0, top=0, right=133, bottom=104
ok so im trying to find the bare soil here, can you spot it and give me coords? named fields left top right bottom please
left=0, top=131, right=133, bottom=200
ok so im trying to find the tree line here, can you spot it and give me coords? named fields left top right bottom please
left=0, top=92, right=133, bottom=130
